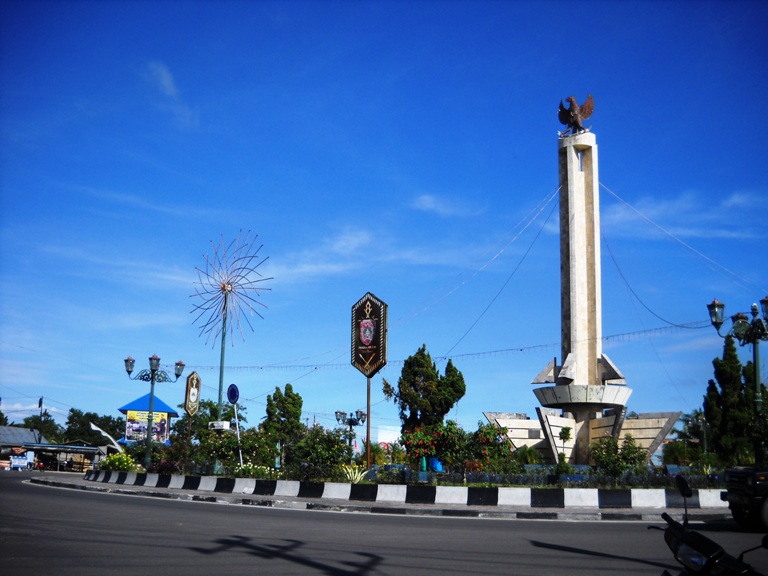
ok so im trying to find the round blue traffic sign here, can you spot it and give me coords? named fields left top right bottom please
left=227, top=383, right=239, bottom=404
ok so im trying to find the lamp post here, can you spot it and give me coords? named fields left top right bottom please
left=707, top=297, right=768, bottom=416
left=335, top=409, right=367, bottom=463
left=124, top=355, right=185, bottom=470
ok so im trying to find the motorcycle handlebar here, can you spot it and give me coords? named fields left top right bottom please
left=661, top=512, right=676, bottom=525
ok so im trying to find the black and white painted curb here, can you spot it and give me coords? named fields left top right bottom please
left=72, top=470, right=728, bottom=515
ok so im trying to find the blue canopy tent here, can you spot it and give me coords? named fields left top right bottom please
left=117, top=394, right=179, bottom=445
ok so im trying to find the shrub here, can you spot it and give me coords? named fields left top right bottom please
left=100, top=452, right=136, bottom=472
left=233, top=463, right=278, bottom=479
left=341, top=464, right=368, bottom=483
left=590, top=434, right=646, bottom=483
left=283, top=425, right=350, bottom=481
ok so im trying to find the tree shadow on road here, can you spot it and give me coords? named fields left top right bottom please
left=189, top=535, right=382, bottom=575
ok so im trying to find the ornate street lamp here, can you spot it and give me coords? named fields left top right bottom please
left=335, top=409, right=367, bottom=463
left=707, top=297, right=768, bottom=415
left=124, top=355, right=185, bottom=470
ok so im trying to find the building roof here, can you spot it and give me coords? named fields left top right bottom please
left=117, top=393, right=179, bottom=417
left=0, top=425, right=50, bottom=447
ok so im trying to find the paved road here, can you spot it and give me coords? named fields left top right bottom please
left=1, top=473, right=765, bottom=575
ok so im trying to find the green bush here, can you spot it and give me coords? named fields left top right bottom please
left=341, top=464, right=368, bottom=483
left=100, top=452, right=136, bottom=472
left=233, top=463, right=279, bottom=479
left=282, top=426, right=351, bottom=481
left=590, top=434, right=647, bottom=484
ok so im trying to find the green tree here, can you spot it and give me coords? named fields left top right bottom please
left=436, top=420, right=471, bottom=473
left=383, top=344, right=466, bottom=434
left=556, top=426, right=573, bottom=475
left=513, top=444, right=540, bottom=465
left=238, top=428, right=280, bottom=468
left=469, top=421, right=517, bottom=474
left=662, top=411, right=708, bottom=467
left=0, top=409, right=8, bottom=426
left=189, top=426, right=275, bottom=475
left=702, top=336, right=761, bottom=465
left=661, top=440, right=694, bottom=466
left=401, top=421, right=471, bottom=472
left=262, top=384, right=305, bottom=464
left=356, top=438, right=387, bottom=466
left=590, top=434, right=646, bottom=483
left=168, top=400, right=248, bottom=473
left=63, top=408, right=125, bottom=446
left=284, top=425, right=350, bottom=481
left=381, top=441, right=406, bottom=464
left=172, top=400, right=245, bottom=443
left=23, top=410, right=63, bottom=443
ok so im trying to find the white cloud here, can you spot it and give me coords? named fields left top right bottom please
left=721, top=192, right=754, bottom=209
left=263, top=226, right=373, bottom=285
left=72, top=184, right=222, bottom=220
left=145, top=60, right=198, bottom=129
left=411, top=194, right=483, bottom=218
left=601, top=189, right=765, bottom=241
left=328, top=228, right=373, bottom=255
left=147, top=61, right=179, bottom=98
left=37, top=242, right=193, bottom=293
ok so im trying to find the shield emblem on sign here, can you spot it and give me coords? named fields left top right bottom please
left=360, top=319, right=375, bottom=345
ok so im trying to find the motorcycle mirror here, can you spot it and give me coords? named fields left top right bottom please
left=675, top=474, right=693, bottom=498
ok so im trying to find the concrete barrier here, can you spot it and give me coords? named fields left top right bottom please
left=81, top=471, right=727, bottom=510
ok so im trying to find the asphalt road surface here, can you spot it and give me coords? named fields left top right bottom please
left=1, top=473, right=765, bottom=575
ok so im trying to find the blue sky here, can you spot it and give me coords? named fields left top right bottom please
left=1, top=0, right=766, bottom=441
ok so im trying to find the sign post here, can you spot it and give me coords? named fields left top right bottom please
left=227, top=384, right=243, bottom=467
left=351, top=292, right=388, bottom=469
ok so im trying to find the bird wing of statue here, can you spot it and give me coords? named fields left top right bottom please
left=579, top=94, right=594, bottom=120
left=558, top=100, right=571, bottom=125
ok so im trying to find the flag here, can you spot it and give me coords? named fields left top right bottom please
left=90, top=422, right=123, bottom=453
left=38, top=397, right=43, bottom=409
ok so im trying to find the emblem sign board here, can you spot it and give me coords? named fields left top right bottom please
left=351, top=292, right=388, bottom=377
left=185, top=372, right=201, bottom=417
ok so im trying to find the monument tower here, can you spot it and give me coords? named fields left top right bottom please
left=532, top=132, right=631, bottom=464
left=485, top=97, right=679, bottom=465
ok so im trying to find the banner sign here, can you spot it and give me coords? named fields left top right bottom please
left=351, top=292, right=388, bottom=377
left=185, top=372, right=201, bottom=417
left=125, top=410, right=169, bottom=443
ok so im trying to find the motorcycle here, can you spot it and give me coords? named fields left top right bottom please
left=650, top=475, right=767, bottom=575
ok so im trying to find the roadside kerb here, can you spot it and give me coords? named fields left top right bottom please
left=77, top=470, right=727, bottom=512
left=27, top=473, right=733, bottom=522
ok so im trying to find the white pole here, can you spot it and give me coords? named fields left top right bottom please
left=234, top=404, right=243, bottom=467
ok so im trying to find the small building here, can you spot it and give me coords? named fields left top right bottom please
left=117, top=393, right=179, bottom=445
left=0, top=425, right=103, bottom=471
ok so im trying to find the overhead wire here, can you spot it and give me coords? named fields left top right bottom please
left=600, top=182, right=766, bottom=294
left=391, top=186, right=560, bottom=329
left=601, top=230, right=707, bottom=330
left=440, top=188, right=559, bottom=360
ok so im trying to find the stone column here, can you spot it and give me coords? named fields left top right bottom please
left=558, top=132, right=601, bottom=386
